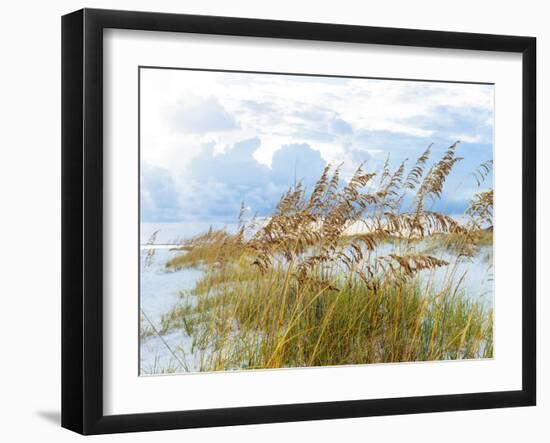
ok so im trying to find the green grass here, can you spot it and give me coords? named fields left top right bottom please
left=160, top=248, right=493, bottom=371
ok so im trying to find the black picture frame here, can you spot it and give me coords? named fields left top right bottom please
left=62, top=8, right=536, bottom=435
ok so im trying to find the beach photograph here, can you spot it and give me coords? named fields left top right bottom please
left=138, top=68, right=494, bottom=375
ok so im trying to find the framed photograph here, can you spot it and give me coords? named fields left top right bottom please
left=61, top=8, right=536, bottom=434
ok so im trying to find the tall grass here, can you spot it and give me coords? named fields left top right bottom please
left=162, top=142, right=494, bottom=371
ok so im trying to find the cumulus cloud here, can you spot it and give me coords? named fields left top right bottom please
left=270, top=143, right=327, bottom=188
left=140, top=139, right=329, bottom=223
left=140, top=68, right=494, bottom=225
left=188, top=138, right=268, bottom=188
left=349, top=147, right=372, bottom=165
left=330, top=117, right=353, bottom=135
left=168, top=96, right=238, bottom=133
left=140, top=164, right=181, bottom=222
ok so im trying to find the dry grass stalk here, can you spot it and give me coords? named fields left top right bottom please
left=157, top=142, right=494, bottom=371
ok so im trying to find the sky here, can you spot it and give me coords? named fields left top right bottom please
left=140, top=68, right=494, bottom=233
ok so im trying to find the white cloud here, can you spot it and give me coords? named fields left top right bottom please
left=140, top=68, right=494, bottom=223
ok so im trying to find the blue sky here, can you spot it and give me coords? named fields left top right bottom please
left=140, top=69, right=493, bottom=228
